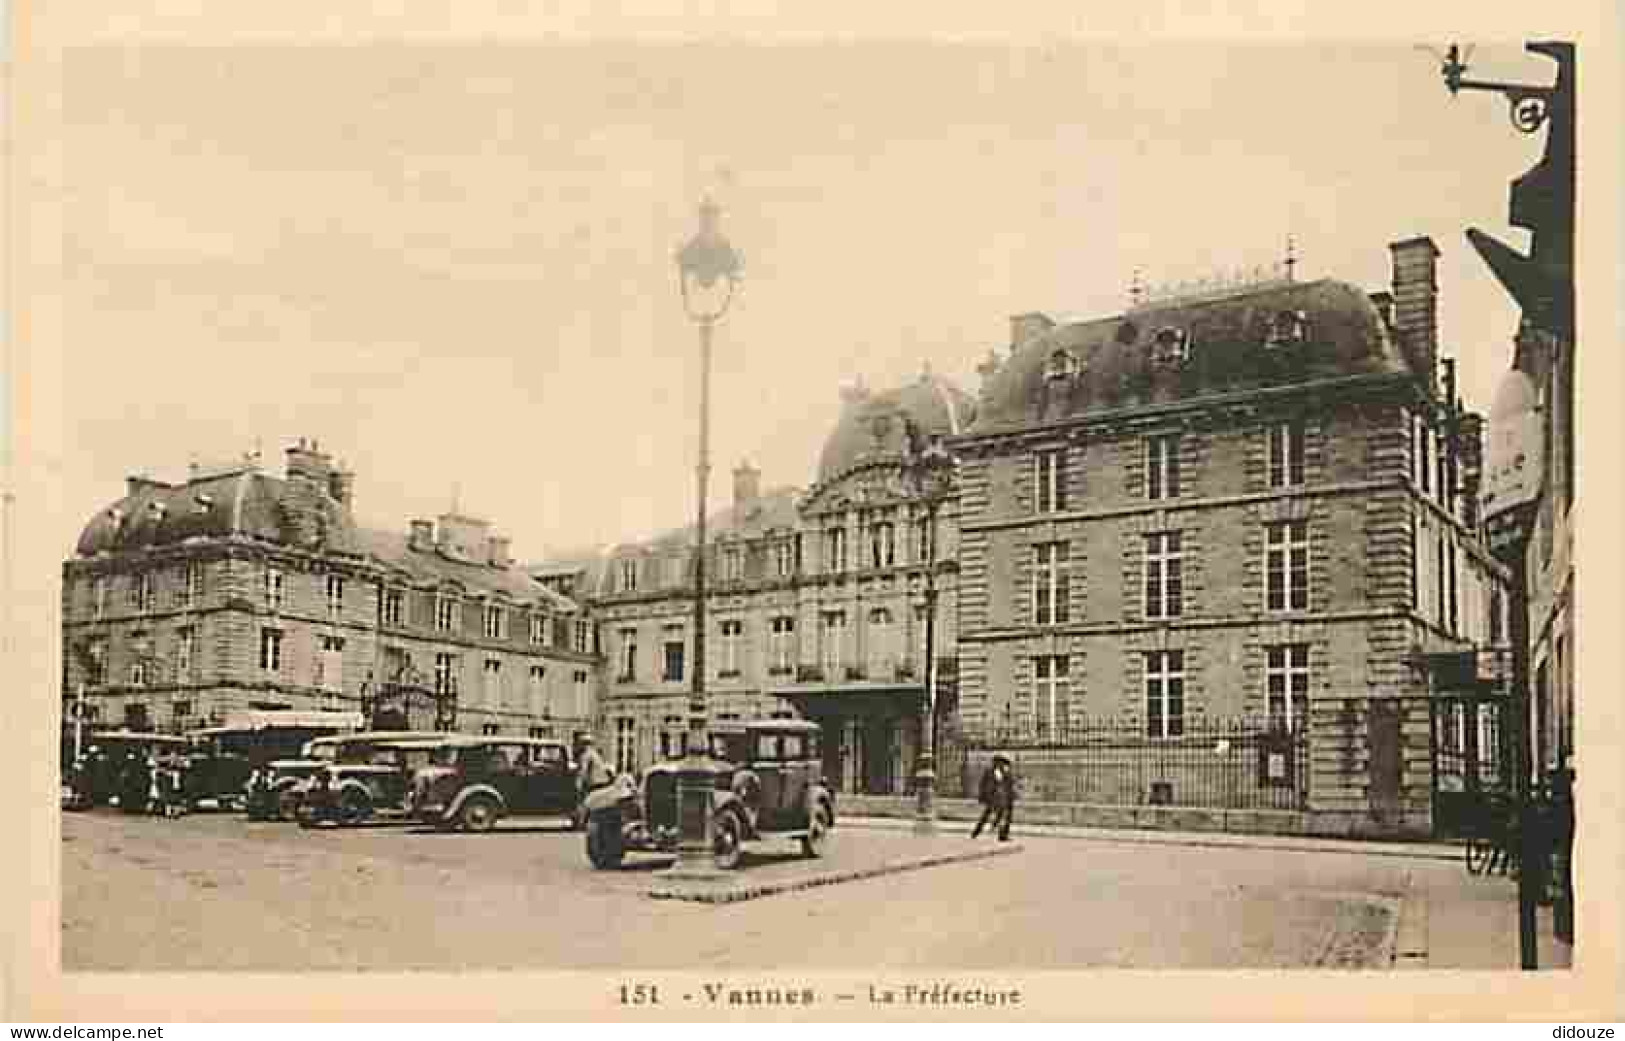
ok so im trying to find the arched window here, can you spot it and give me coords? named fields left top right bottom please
left=1151, top=326, right=1191, bottom=368
left=1046, top=349, right=1079, bottom=380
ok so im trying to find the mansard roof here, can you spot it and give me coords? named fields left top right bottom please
left=972, top=278, right=1415, bottom=435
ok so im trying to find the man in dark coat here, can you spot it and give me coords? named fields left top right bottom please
left=972, top=754, right=1015, bottom=840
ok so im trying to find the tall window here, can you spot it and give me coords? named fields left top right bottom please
left=1033, top=541, right=1071, bottom=625
left=1144, top=650, right=1185, bottom=739
left=823, top=526, right=847, bottom=573
left=1489, top=586, right=1505, bottom=646
left=770, top=616, right=796, bottom=673
left=572, top=669, right=589, bottom=717
left=719, top=619, right=743, bottom=676
left=382, top=589, right=404, bottom=627
left=175, top=628, right=195, bottom=681
left=1266, top=644, right=1309, bottom=731
left=1447, top=541, right=1459, bottom=635
left=573, top=619, right=592, bottom=654
left=662, top=626, right=686, bottom=682
left=90, top=576, right=107, bottom=619
left=1036, top=448, right=1067, bottom=513
left=1416, top=416, right=1432, bottom=494
left=529, top=612, right=549, bottom=645
left=820, top=611, right=846, bottom=674
left=179, top=564, right=202, bottom=610
left=259, top=628, right=283, bottom=674
left=773, top=540, right=797, bottom=578
left=1265, top=520, right=1309, bottom=612
left=483, top=604, right=506, bottom=640
left=132, top=573, right=155, bottom=614
left=1434, top=533, right=1447, bottom=630
left=433, top=652, right=458, bottom=696
left=482, top=658, right=502, bottom=707
left=617, top=628, right=638, bottom=681
left=869, top=521, right=896, bottom=569
left=263, top=568, right=284, bottom=611
left=1267, top=420, right=1306, bottom=488
left=84, top=637, right=108, bottom=687
left=435, top=594, right=458, bottom=632
left=325, top=574, right=344, bottom=619
left=316, top=635, right=344, bottom=692
left=1146, top=434, right=1181, bottom=501
left=722, top=546, right=744, bottom=582
left=614, top=718, right=637, bottom=774
left=1034, top=655, right=1070, bottom=733
left=528, top=664, right=547, bottom=718
left=619, top=558, right=638, bottom=593
left=866, top=608, right=893, bottom=674
left=1143, top=532, right=1184, bottom=619
left=129, top=659, right=149, bottom=688
left=914, top=514, right=932, bottom=564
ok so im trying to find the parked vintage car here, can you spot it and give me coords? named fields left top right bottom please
left=296, top=737, right=451, bottom=828
left=244, top=758, right=327, bottom=821
left=273, top=730, right=447, bottom=822
left=410, top=736, right=577, bottom=832
left=187, top=710, right=363, bottom=812
left=583, top=719, right=834, bottom=870
left=62, top=731, right=192, bottom=811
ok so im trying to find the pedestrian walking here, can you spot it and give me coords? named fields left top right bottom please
left=972, top=753, right=1015, bottom=840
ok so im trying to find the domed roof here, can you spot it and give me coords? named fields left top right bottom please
left=74, top=465, right=361, bottom=557
left=973, top=279, right=1413, bottom=433
left=816, top=372, right=975, bottom=484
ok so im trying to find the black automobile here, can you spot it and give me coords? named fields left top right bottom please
left=297, top=738, right=450, bottom=827
left=583, top=719, right=835, bottom=870
left=410, top=737, right=578, bottom=832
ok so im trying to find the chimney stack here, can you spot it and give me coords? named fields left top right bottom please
left=733, top=460, right=761, bottom=512
left=487, top=535, right=513, bottom=568
left=1388, top=237, right=1440, bottom=396
left=285, top=437, right=335, bottom=487
left=328, top=463, right=355, bottom=515
left=408, top=519, right=434, bottom=552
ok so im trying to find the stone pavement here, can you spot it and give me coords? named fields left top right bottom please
left=842, top=812, right=1463, bottom=861
left=845, top=813, right=1574, bottom=970
left=650, top=833, right=1023, bottom=902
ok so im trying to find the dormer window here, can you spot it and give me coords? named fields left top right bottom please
left=1265, top=309, right=1309, bottom=348
left=1151, top=326, right=1191, bottom=368
left=192, top=494, right=214, bottom=515
left=147, top=501, right=168, bottom=521
left=1046, top=349, right=1079, bottom=380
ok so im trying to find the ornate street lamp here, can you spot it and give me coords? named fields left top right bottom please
left=1427, top=39, right=1577, bottom=967
left=902, top=420, right=956, bottom=835
left=666, top=195, right=743, bottom=878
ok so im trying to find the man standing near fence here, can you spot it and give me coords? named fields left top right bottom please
left=972, top=753, right=1016, bottom=841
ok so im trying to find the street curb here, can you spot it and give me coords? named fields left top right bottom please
left=840, top=814, right=1462, bottom=862
left=649, top=841, right=1025, bottom=904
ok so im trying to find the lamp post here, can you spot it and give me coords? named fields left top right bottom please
left=1429, top=40, right=1576, bottom=970
left=902, top=422, right=955, bottom=835
left=666, top=195, right=743, bottom=878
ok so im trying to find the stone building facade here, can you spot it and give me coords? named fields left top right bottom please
left=563, top=374, right=968, bottom=795
left=61, top=441, right=600, bottom=747
left=954, top=237, right=1510, bottom=836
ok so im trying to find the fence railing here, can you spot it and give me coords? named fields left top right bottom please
left=935, top=715, right=1308, bottom=811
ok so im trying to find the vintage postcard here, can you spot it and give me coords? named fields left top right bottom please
left=4, top=0, right=1620, bottom=1023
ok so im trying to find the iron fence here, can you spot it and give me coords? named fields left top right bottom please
left=937, top=715, right=1309, bottom=811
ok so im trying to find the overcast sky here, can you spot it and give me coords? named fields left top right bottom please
left=60, top=41, right=1553, bottom=561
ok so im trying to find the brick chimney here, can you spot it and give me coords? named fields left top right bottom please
left=284, top=437, right=336, bottom=487
left=1388, top=237, right=1440, bottom=395
left=733, top=460, right=761, bottom=512
left=408, top=519, right=434, bottom=552
left=328, top=462, right=355, bottom=516
left=487, top=535, right=513, bottom=568
left=1010, top=312, right=1056, bottom=351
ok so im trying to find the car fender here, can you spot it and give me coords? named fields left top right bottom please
left=334, top=778, right=374, bottom=804
left=446, top=784, right=508, bottom=819
left=710, top=790, right=757, bottom=838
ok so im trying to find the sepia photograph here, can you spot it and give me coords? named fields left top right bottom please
left=6, top=2, right=1620, bottom=1023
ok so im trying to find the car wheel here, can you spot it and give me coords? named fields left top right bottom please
left=801, top=803, right=832, bottom=859
left=276, top=788, right=302, bottom=823
left=458, top=796, right=500, bottom=833
left=586, top=812, right=624, bottom=870
left=713, top=811, right=744, bottom=870
left=337, top=789, right=371, bottom=827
